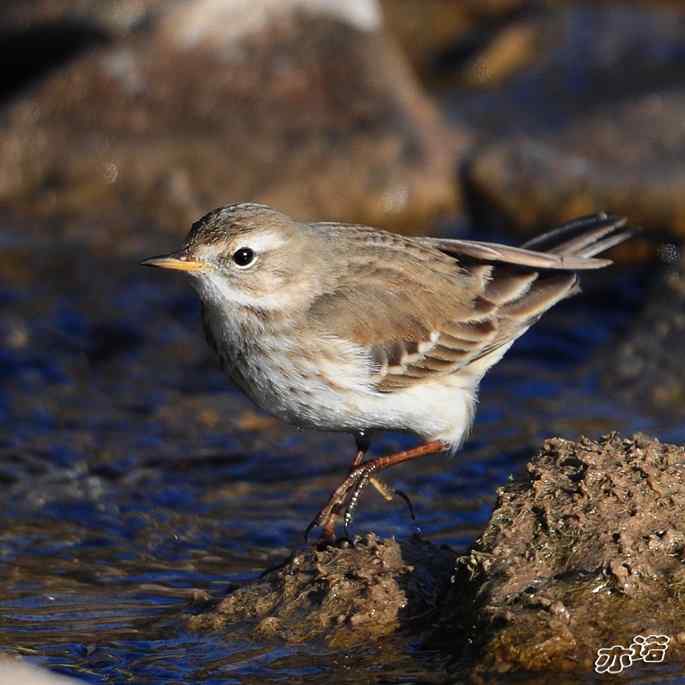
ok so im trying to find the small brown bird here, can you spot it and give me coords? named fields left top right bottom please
left=143, top=203, right=632, bottom=541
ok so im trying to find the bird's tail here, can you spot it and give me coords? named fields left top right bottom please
left=421, top=213, right=636, bottom=271
left=520, top=212, right=634, bottom=260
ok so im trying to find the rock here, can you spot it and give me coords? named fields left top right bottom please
left=461, top=4, right=685, bottom=238
left=187, top=433, right=685, bottom=674
left=384, top=2, right=685, bottom=92
left=457, top=17, right=540, bottom=89
left=467, top=89, right=685, bottom=238
left=443, top=433, right=685, bottom=674
left=0, top=0, right=465, bottom=251
left=604, top=250, right=685, bottom=416
left=451, top=3, right=685, bottom=137
left=187, top=533, right=455, bottom=647
left=0, top=1, right=161, bottom=37
left=379, top=0, right=527, bottom=79
left=1, top=0, right=382, bottom=37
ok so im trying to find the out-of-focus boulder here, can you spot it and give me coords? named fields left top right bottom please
left=605, top=249, right=685, bottom=416
left=0, top=0, right=466, bottom=253
left=456, top=17, right=540, bottom=88
left=0, top=0, right=164, bottom=36
left=379, top=0, right=528, bottom=79
left=466, top=90, right=685, bottom=238
left=459, top=4, right=685, bottom=238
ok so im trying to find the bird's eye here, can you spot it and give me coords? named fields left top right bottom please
left=232, top=247, right=255, bottom=268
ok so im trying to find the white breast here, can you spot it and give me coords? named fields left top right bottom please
left=204, top=299, right=478, bottom=452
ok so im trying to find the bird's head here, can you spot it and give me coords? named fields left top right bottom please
left=143, top=203, right=326, bottom=312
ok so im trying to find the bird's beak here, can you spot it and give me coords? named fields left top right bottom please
left=141, top=253, right=205, bottom=273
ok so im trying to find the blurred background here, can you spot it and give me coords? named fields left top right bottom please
left=1, top=0, right=684, bottom=683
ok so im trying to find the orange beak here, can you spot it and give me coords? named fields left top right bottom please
left=141, top=254, right=205, bottom=273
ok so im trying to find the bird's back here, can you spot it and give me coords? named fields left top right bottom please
left=306, top=213, right=632, bottom=393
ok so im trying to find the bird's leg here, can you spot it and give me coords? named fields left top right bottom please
left=307, top=431, right=370, bottom=543
left=307, top=439, right=447, bottom=543
left=350, top=431, right=370, bottom=467
left=343, top=433, right=415, bottom=532
left=312, top=430, right=411, bottom=541
left=343, top=467, right=371, bottom=538
left=344, top=476, right=416, bottom=536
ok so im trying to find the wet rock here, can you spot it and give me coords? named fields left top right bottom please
left=605, top=251, right=685, bottom=416
left=457, top=17, right=540, bottom=89
left=187, top=533, right=455, bottom=647
left=444, top=433, right=685, bottom=673
left=188, top=433, right=685, bottom=673
left=461, top=4, right=685, bottom=237
left=0, top=0, right=464, bottom=249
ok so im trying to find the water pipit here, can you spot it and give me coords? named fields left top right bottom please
left=143, top=203, right=632, bottom=542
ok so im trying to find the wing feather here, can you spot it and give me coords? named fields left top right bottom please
left=306, top=214, right=631, bottom=393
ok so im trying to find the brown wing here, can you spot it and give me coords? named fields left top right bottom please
left=307, top=214, right=631, bottom=393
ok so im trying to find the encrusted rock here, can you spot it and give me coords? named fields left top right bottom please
left=188, top=433, right=685, bottom=674
left=187, top=533, right=455, bottom=647
left=443, top=433, right=685, bottom=673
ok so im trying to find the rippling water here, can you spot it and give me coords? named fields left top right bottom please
left=1, top=230, right=683, bottom=684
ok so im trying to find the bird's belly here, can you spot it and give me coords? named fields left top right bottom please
left=224, top=344, right=477, bottom=449
left=210, top=316, right=477, bottom=450
left=346, top=375, right=479, bottom=450
left=219, top=338, right=371, bottom=431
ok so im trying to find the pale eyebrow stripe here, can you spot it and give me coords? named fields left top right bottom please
left=195, top=231, right=286, bottom=260
left=239, top=231, right=286, bottom=253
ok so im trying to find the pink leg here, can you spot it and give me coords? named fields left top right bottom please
left=306, top=439, right=448, bottom=543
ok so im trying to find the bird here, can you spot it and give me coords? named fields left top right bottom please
left=142, top=203, right=633, bottom=542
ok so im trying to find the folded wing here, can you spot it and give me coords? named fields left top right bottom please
left=307, top=214, right=632, bottom=393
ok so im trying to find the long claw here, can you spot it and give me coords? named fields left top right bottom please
left=304, top=513, right=321, bottom=543
left=395, top=489, right=416, bottom=521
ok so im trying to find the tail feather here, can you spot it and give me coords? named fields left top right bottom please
left=521, top=213, right=632, bottom=258
left=422, top=213, right=635, bottom=271
left=576, top=230, right=634, bottom=259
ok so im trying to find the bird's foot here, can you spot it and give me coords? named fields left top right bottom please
left=305, top=467, right=417, bottom=542
left=342, top=473, right=416, bottom=535
left=304, top=464, right=371, bottom=544
left=304, top=439, right=447, bottom=544
left=363, top=477, right=416, bottom=521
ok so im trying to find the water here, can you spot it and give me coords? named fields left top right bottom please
left=0, top=230, right=682, bottom=683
